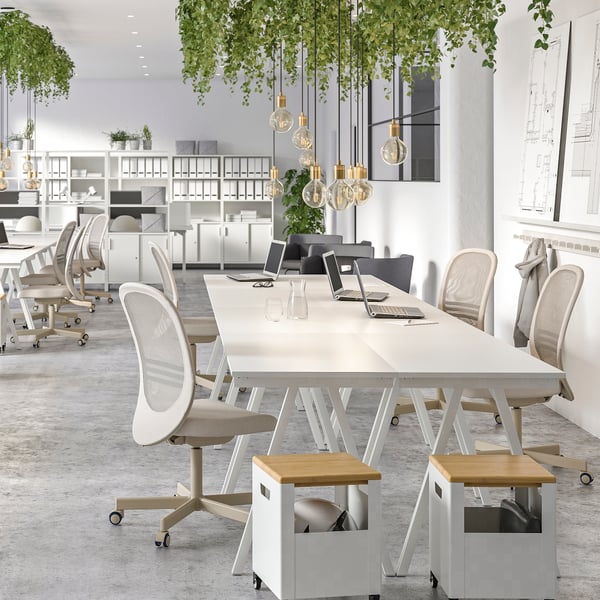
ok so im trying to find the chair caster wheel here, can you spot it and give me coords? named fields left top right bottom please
left=78, top=339, right=86, bottom=346
left=33, top=341, right=40, bottom=348
left=155, top=531, right=170, bottom=547
left=83, top=333, right=89, bottom=341
left=107, top=297, right=114, bottom=304
left=74, top=317, right=81, bottom=324
left=430, top=571, right=438, bottom=588
left=109, top=510, right=123, bottom=525
left=494, top=413, right=502, bottom=425
left=64, top=322, right=71, bottom=328
left=253, top=572, right=262, bottom=590
left=390, top=415, right=399, bottom=426
left=580, top=472, right=593, bottom=485
left=89, top=304, right=96, bottom=313
left=95, top=296, right=100, bottom=301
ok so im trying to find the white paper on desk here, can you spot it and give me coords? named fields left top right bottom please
left=402, top=319, right=439, bottom=326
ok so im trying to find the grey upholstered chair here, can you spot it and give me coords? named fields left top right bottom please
left=109, top=282, right=277, bottom=547
left=354, top=255, right=414, bottom=293
left=281, top=233, right=343, bottom=273
left=307, top=242, right=374, bottom=273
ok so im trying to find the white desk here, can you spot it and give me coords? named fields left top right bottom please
left=0, top=237, right=56, bottom=329
left=204, top=274, right=564, bottom=575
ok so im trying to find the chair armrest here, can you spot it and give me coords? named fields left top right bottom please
left=284, top=243, right=301, bottom=260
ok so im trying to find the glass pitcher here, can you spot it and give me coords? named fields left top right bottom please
left=287, top=279, right=308, bottom=319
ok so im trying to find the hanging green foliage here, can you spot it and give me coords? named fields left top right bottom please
left=0, top=9, right=75, bottom=102
left=178, top=0, right=553, bottom=105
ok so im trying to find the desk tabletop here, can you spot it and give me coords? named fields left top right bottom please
left=204, top=274, right=564, bottom=389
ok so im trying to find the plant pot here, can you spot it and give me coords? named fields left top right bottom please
left=8, top=139, right=23, bottom=151
left=128, top=139, right=140, bottom=150
left=112, top=141, right=126, bottom=150
left=24, top=139, right=34, bottom=151
left=142, top=140, right=152, bottom=150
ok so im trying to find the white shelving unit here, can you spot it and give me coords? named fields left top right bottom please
left=171, top=154, right=273, bottom=268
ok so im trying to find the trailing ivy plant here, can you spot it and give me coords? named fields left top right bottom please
left=0, top=9, right=75, bottom=103
left=282, top=168, right=325, bottom=236
left=178, top=0, right=553, bottom=105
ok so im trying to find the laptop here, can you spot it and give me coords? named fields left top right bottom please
left=226, top=239, right=286, bottom=282
left=355, top=261, right=425, bottom=319
left=323, top=251, right=388, bottom=302
left=0, top=222, right=34, bottom=250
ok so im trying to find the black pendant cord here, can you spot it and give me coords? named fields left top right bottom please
left=0, top=74, right=4, bottom=145
left=313, top=0, right=318, bottom=164
left=392, top=23, right=396, bottom=123
left=336, top=0, right=341, bottom=163
left=272, top=48, right=276, bottom=165
left=348, top=8, right=353, bottom=166
left=300, top=36, right=304, bottom=113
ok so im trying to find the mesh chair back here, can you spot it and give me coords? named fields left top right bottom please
left=52, top=221, right=77, bottom=284
left=149, top=242, right=179, bottom=308
left=530, top=265, right=583, bottom=400
left=120, top=282, right=195, bottom=446
left=354, top=255, right=414, bottom=293
left=64, top=226, right=88, bottom=301
left=85, top=214, right=109, bottom=267
left=438, top=248, right=497, bottom=329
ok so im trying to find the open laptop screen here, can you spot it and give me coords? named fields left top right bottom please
left=263, top=239, right=286, bottom=278
left=322, top=251, right=344, bottom=295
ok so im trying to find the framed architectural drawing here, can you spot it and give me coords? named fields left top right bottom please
left=518, top=22, right=570, bottom=220
left=559, top=10, right=600, bottom=226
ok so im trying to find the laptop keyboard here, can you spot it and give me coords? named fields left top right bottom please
left=373, top=304, right=406, bottom=315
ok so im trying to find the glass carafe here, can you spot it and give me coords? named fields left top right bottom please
left=287, top=279, right=308, bottom=319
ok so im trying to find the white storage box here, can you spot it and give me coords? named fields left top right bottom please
left=141, top=185, right=166, bottom=205
left=252, top=453, right=381, bottom=600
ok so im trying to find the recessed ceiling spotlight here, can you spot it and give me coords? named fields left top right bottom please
left=135, top=44, right=142, bottom=48
left=131, top=31, right=138, bottom=35
left=138, top=56, right=145, bottom=59
left=127, top=14, right=135, bottom=18
left=141, top=65, right=148, bottom=69
left=144, top=73, right=150, bottom=77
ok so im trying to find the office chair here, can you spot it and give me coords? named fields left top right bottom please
left=307, top=242, right=374, bottom=273
left=392, top=248, right=497, bottom=433
left=109, top=282, right=277, bottom=547
left=281, top=233, right=343, bottom=273
left=461, top=265, right=593, bottom=484
left=354, top=255, right=414, bottom=293
left=148, top=242, right=229, bottom=399
left=74, top=214, right=113, bottom=304
left=300, top=254, right=325, bottom=274
left=16, top=225, right=89, bottom=347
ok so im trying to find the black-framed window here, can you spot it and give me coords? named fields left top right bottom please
left=368, top=68, right=440, bottom=182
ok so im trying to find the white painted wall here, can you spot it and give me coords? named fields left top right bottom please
left=495, top=0, right=600, bottom=437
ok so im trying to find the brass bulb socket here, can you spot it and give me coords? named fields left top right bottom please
left=389, top=120, right=401, bottom=137
left=298, top=112, right=308, bottom=127
left=0, top=169, right=5, bottom=177
left=333, top=161, right=346, bottom=180
left=269, top=165, right=279, bottom=179
left=309, top=164, right=322, bottom=180
left=276, top=94, right=287, bottom=108
left=355, top=165, right=368, bottom=179
left=347, top=165, right=355, bottom=179
left=5, top=148, right=11, bottom=157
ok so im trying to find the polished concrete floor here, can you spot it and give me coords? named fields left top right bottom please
left=1, top=270, right=599, bottom=600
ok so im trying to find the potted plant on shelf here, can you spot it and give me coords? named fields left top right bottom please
left=23, top=118, right=35, bottom=151
left=105, top=130, right=128, bottom=150
left=127, top=131, right=140, bottom=150
left=282, top=167, right=325, bottom=236
left=142, top=124, right=152, bottom=150
left=7, top=132, right=23, bottom=151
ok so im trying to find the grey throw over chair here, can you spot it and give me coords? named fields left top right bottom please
left=391, top=248, right=498, bottom=429
left=307, top=242, right=374, bottom=273
left=461, top=264, right=592, bottom=484
left=109, top=282, right=277, bottom=547
left=354, top=255, right=414, bottom=293
left=282, top=233, right=343, bottom=273
left=148, top=242, right=229, bottom=399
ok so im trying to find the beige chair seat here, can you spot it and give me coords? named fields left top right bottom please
left=182, top=316, right=219, bottom=340
left=19, top=284, right=69, bottom=301
left=73, top=258, right=101, bottom=271
left=462, top=388, right=556, bottom=404
left=176, top=398, right=276, bottom=439
left=20, top=269, right=58, bottom=286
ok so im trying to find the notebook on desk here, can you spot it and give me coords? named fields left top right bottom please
left=323, top=250, right=388, bottom=302
left=0, top=222, right=34, bottom=249
left=226, top=239, right=286, bottom=282
left=355, top=261, right=424, bottom=319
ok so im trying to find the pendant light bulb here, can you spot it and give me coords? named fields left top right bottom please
left=351, top=164, right=374, bottom=206
left=2, top=148, right=13, bottom=171
left=291, top=112, right=313, bottom=149
left=327, top=162, right=353, bottom=211
left=269, top=94, right=293, bottom=133
left=264, top=165, right=284, bottom=200
left=380, top=120, right=408, bottom=166
left=0, top=169, right=7, bottom=192
left=22, top=154, right=34, bottom=173
left=298, top=148, right=314, bottom=168
left=302, top=164, right=327, bottom=208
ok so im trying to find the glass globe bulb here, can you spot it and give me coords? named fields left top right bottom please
left=352, top=180, right=374, bottom=206
left=302, top=165, right=327, bottom=208
left=291, top=112, right=313, bottom=149
left=299, top=148, right=314, bottom=168
left=30, top=172, right=41, bottom=191
left=2, top=150, right=13, bottom=171
left=0, top=170, right=7, bottom=192
left=22, top=154, right=34, bottom=173
left=264, top=166, right=284, bottom=200
left=380, top=121, right=408, bottom=166
left=326, top=162, right=353, bottom=211
left=269, top=94, right=293, bottom=133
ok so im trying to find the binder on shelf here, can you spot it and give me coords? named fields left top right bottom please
left=181, top=157, right=189, bottom=177
left=153, top=158, right=161, bottom=177
left=188, top=180, right=196, bottom=201
left=161, top=157, right=169, bottom=177
left=232, top=157, right=240, bottom=178
left=59, top=158, right=68, bottom=177
left=189, top=157, right=197, bottom=178
left=240, top=157, right=248, bottom=178
left=224, top=157, right=233, bottom=178
left=262, top=157, right=270, bottom=177
left=211, top=157, right=219, bottom=177
left=145, top=158, right=153, bottom=177
left=173, top=157, right=182, bottom=177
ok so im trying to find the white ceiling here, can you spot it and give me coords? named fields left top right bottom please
left=5, top=0, right=183, bottom=79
